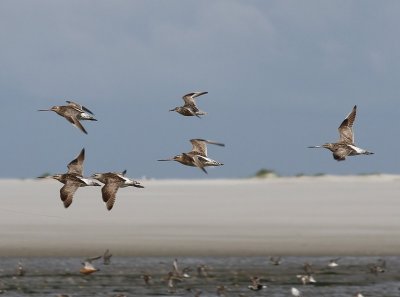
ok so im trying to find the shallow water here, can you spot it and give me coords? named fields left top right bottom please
left=0, top=256, right=399, bottom=296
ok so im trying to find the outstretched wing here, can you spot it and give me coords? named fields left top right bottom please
left=182, top=92, right=208, bottom=107
left=102, top=181, right=122, bottom=210
left=190, top=139, right=225, bottom=157
left=60, top=181, right=80, bottom=208
left=338, top=105, right=356, bottom=144
left=67, top=148, right=85, bottom=175
left=66, top=100, right=95, bottom=115
left=65, top=115, right=88, bottom=134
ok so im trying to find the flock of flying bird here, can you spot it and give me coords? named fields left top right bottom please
left=38, top=94, right=374, bottom=211
left=38, top=92, right=226, bottom=210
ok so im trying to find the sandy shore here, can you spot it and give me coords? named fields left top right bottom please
left=0, top=175, right=399, bottom=257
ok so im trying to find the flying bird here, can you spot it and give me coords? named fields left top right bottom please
left=92, top=171, right=144, bottom=211
left=80, top=256, right=101, bottom=275
left=158, top=139, right=224, bottom=174
left=308, top=105, right=374, bottom=160
left=39, top=148, right=100, bottom=208
left=38, top=100, right=97, bottom=134
left=170, top=91, right=208, bottom=118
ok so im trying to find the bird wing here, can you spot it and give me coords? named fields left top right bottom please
left=191, top=155, right=208, bottom=174
left=65, top=115, right=88, bottom=134
left=60, top=181, right=80, bottom=208
left=102, top=181, right=122, bottom=210
left=190, top=139, right=225, bottom=156
left=67, top=148, right=85, bottom=175
left=338, top=105, right=356, bottom=144
left=182, top=91, right=207, bottom=107
left=66, top=100, right=95, bottom=115
left=86, top=255, right=102, bottom=263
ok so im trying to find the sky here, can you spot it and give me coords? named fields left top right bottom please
left=0, top=0, right=399, bottom=179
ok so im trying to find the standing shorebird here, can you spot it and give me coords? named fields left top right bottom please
left=308, top=105, right=374, bottom=161
left=102, top=249, right=112, bottom=265
left=170, top=92, right=208, bottom=118
left=39, top=149, right=100, bottom=208
left=158, top=139, right=224, bottom=174
left=296, top=274, right=316, bottom=285
left=38, top=100, right=97, bottom=134
left=291, top=287, right=302, bottom=297
left=269, top=256, right=282, bottom=266
left=91, top=171, right=144, bottom=211
left=247, top=276, right=267, bottom=291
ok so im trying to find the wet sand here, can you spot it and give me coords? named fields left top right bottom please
left=0, top=175, right=399, bottom=257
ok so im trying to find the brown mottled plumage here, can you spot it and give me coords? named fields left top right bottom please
left=308, top=105, right=374, bottom=160
left=170, top=91, right=208, bottom=117
left=38, top=101, right=97, bottom=134
left=158, top=139, right=224, bottom=174
left=92, top=171, right=144, bottom=211
left=38, top=149, right=100, bottom=208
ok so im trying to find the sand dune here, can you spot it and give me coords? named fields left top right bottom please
left=0, top=175, right=399, bottom=256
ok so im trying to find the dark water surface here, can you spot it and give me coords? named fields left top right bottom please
left=0, top=256, right=399, bottom=296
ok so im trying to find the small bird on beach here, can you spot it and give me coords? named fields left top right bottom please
left=296, top=274, right=316, bottom=285
left=291, top=287, right=302, bottom=297
left=303, top=262, right=314, bottom=274
left=197, top=264, right=210, bottom=278
left=39, top=148, right=100, bottom=208
left=92, top=170, right=144, bottom=210
left=368, top=259, right=386, bottom=274
left=38, top=100, right=97, bottom=134
left=141, top=273, right=153, bottom=285
left=158, top=139, right=224, bottom=174
left=269, top=256, right=282, bottom=266
left=172, top=258, right=191, bottom=278
left=170, top=91, right=208, bottom=118
left=16, top=261, right=25, bottom=276
left=80, top=256, right=101, bottom=275
left=102, top=249, right=112, bottom=265
left=308, top=105, right=374, bottom=161
left=216, top=285, right=227, bottom=296
left=164, top=271, right=182, bottom=293
left=247, top=276, right=267, bottom=291
left=328, top=257, right=340, bottom=267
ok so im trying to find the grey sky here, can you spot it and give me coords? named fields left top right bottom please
left=0, top=1, right=399, bottom=179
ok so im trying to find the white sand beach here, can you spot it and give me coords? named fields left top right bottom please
left=0, top=175, right=399, bottom=257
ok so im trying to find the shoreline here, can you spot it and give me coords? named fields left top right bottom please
left=0, top=176, right=399, bottom=257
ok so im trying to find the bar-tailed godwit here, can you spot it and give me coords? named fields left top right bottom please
left=170, top=92, right=208, bottom=118
left=38, top=101, right=97, bottom=134
left=91, top=171, right=144, bottom=211
left=308, top=105, right=374, bottom=160
left=39, top=148, right=100, bottom=208
left=158, top=139, right=224, bottom=174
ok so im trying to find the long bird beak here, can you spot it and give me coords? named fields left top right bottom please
left=157, top=158, right=174, bottom=161
left=307, top=145, right=322, bottom=148
left=37, top=109, right=51, bottom=111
